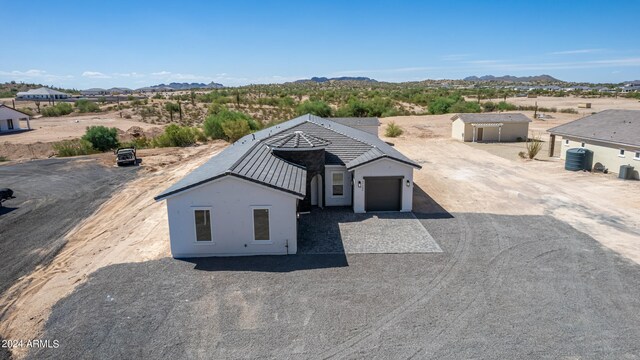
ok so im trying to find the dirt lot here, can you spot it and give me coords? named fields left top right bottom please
left=1, top=108, right=639, bottom=358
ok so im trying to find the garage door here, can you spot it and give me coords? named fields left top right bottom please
left=365, top=177, right=402, bottom=211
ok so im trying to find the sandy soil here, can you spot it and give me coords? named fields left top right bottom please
left=0, top=143, right=226, bottom=358
left=379, top=118, right=640, bottom=266
left=4, top=113, right=161, bottom=145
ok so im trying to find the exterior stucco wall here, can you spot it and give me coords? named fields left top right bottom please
left=352, top=158, right=414, bottom=213
left=324, top=165, right=352, bottom=206
left=165, top=176, right=298, bottom=257
left=559, top=136, right=640, bottom=178
left=452, top=119, right=529, bottom=142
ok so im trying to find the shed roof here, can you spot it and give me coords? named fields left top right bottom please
left=16, top=87, right=70, bottom=96
left=547, top=109, right=640, bottom=147
left=155, top=114, right=420, bottom=201
left=0, top=104, right=31, bottom=118
left=452, top=113, right=532, bottom=123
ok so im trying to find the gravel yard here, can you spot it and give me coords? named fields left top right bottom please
left=28, top=210, right=640, bottom=359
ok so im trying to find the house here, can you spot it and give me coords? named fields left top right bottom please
left=16, top=87, right=71, bottom=100
left=154, top=114, right=421, bottom=257
left=0, top=105, right=31, bottom=133
left=547, top=109, right=639, bottom=177
left=451, top=113, right=532, bottom=142
left=80, top=88, right=108, bottom=96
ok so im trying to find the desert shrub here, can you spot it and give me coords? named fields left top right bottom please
left=41, top=103, right=73, bottom=117
left=221, top=120, right=251, bottom=142
left=0, top=156, right=8, bottom=162
left=152, top=124, right=197, bottom=147
left=482, top=101, right=497, bottom=112
left=52, top=139, right=97, bottom=157
left=559, top=108, right=578, bottom=114
left=518, top=151, right=526, bottom=159
left=296, top=100, right=332, bottom=117
left=497, top=101, right=517, bottom=111
left=75, top=99, right=100, bottom=113
left=427, top=97, right=457, bottom=114
left=82, top=126, right=119, bottom=151
left=120, top=137, right=151, bottom=149
left=18, top=107, right=34, bottom=116
left=385, top=122, right=403, bottom=137
left=336, top=97, right=398, bottom=117
left=203, top=109, right=259, bottom=141
left=538, top=107, right=557, bottom=113
left=449, top=100, right=481, bottom=113
left=525, top=133, right=542, bottom=159
left=123, top=114, right=132, bottom=119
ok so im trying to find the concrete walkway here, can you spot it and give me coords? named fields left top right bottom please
left=297, top=207, right=442, bottom=254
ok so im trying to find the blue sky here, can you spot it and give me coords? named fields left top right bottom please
left=1, top=0, right=639, bottom=88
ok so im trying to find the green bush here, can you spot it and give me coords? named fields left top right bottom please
left=81, top=126, right=119, bottom=151
left=52, top=139, right=97, bottom=157
left=497, top=101, right=517, bottom=111
left=75, top=99, right=100, bottom=113
left=449, top=101, right=481, bottom=113
left=336, top=97, right=398, bottom=117
left=120, top=137, right=151, bottom=149
left=41, top=103, right=73, bottom=117
left=385, top=122, right=403, bottom=137
left=482, top=101, right=497, bottom=112
left=221, top=120, right=251, bottom=142
left=559, top=108, right=578, bottom=114
left=152, top=124, right=197, bottom=147
left=296, top=100, right=332, bottom=117
left=203, top=109, right=259, bottom=141
left=427, top=97, right=457, bottom=114
left=0, top=156, right=8, bottom=162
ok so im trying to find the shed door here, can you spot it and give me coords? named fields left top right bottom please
left=365, top=177, right=402, bottom=212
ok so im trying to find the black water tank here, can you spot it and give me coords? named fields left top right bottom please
left=565, top=148, right=587, bottom=171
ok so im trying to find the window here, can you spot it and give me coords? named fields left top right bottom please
left=252, top=208, right=270, bottom=241
left=194, top=209, right=212, bottom=242
left=7, top=119, right=13, bottom=130
left=619, top=149, right=625, bottom=157
left=580, top=142, right=585, bottom=148
left=564, top=139, right=569, bottom=146
left=332, top=172, right=344, bottom=197
left=635, top=151, right=640, bottom=160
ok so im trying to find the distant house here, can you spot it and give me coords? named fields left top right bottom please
left=451, top=113, right=532, bottom=142
left=0, top=105, right=31, bottom=133
left=548, top=109, right=639, bottom=177
left=16, top=87, right=71, bottom=100
left=81, top=88, right=108, bottom=96
left=154, top=114, right=421, bottom=257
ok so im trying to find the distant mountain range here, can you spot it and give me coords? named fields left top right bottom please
left=463, top=74, right=562, bottom=82
left=138, top=82, right=224, bottom=91
left=294, top=76, right=378, bottom=83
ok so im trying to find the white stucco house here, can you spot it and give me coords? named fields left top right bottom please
left=0, top=105, right=30, bottom=133
left=16, top=87, right=71, bottom=100
left=451, top=113, right=532, bottom=142
left=155, top=114, right=421, bottom=258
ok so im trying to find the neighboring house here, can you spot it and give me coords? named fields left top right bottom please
left=451, top=113, right=532, bottom=142
left=547, top=109, right=640, bottom=177
left=0, top=104, right=31, bottom=132
left=16, top=87, right=71, bottom=100
left=80, top=88, right=108, bottom=96
left=155, top=114, right=422, bottom=257
left=329, top=117, right=380, bottom=136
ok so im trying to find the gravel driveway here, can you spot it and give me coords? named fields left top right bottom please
left=28, top=210, right=640, bottom=359
left=297, top=208, right=442, bottom=254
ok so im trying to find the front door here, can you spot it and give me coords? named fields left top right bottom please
left=7, top=119, right=13, bottom=130
left=477, top=127, right=483, bottom=141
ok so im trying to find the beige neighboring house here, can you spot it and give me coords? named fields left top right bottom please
left=451, top=113, right=531, bottom=142
left=548, top=109, right=639, bottom=177
left=0, top=104, right=31, bottom=133
left=16, top=87, right=71, bottom=100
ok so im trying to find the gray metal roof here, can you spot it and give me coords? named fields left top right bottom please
left=265, top=130, right=331, bottom=149
left=329, top=117, right=381, bottom=127
left=452, top=113, right=532, bottom=123
left=547, top=109, right=640, bottom=147
left=155, top=114, right=420, bottom=201
left=16, top=87, right=70, bottom=96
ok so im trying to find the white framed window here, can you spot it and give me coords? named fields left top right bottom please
left=251, top=207, right=271, bottom=242
left=619, top=149, right=625, bottom=157
left=193, top=208, right=213, bottom=242
left=564, top=139, right=570, bottom=146
left=331, top=171, right=345, bottom=197
left=634, top=151, right=640, bottom=160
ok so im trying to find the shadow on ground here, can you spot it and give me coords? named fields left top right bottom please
left=180, top=254, right=348, bottom=272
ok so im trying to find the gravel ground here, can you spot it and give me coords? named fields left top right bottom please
left=0, top=159, right=138, bottom=295
left=298, top=208, right=441, bottom=254
left=28, top=211, right=640, bottom=359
